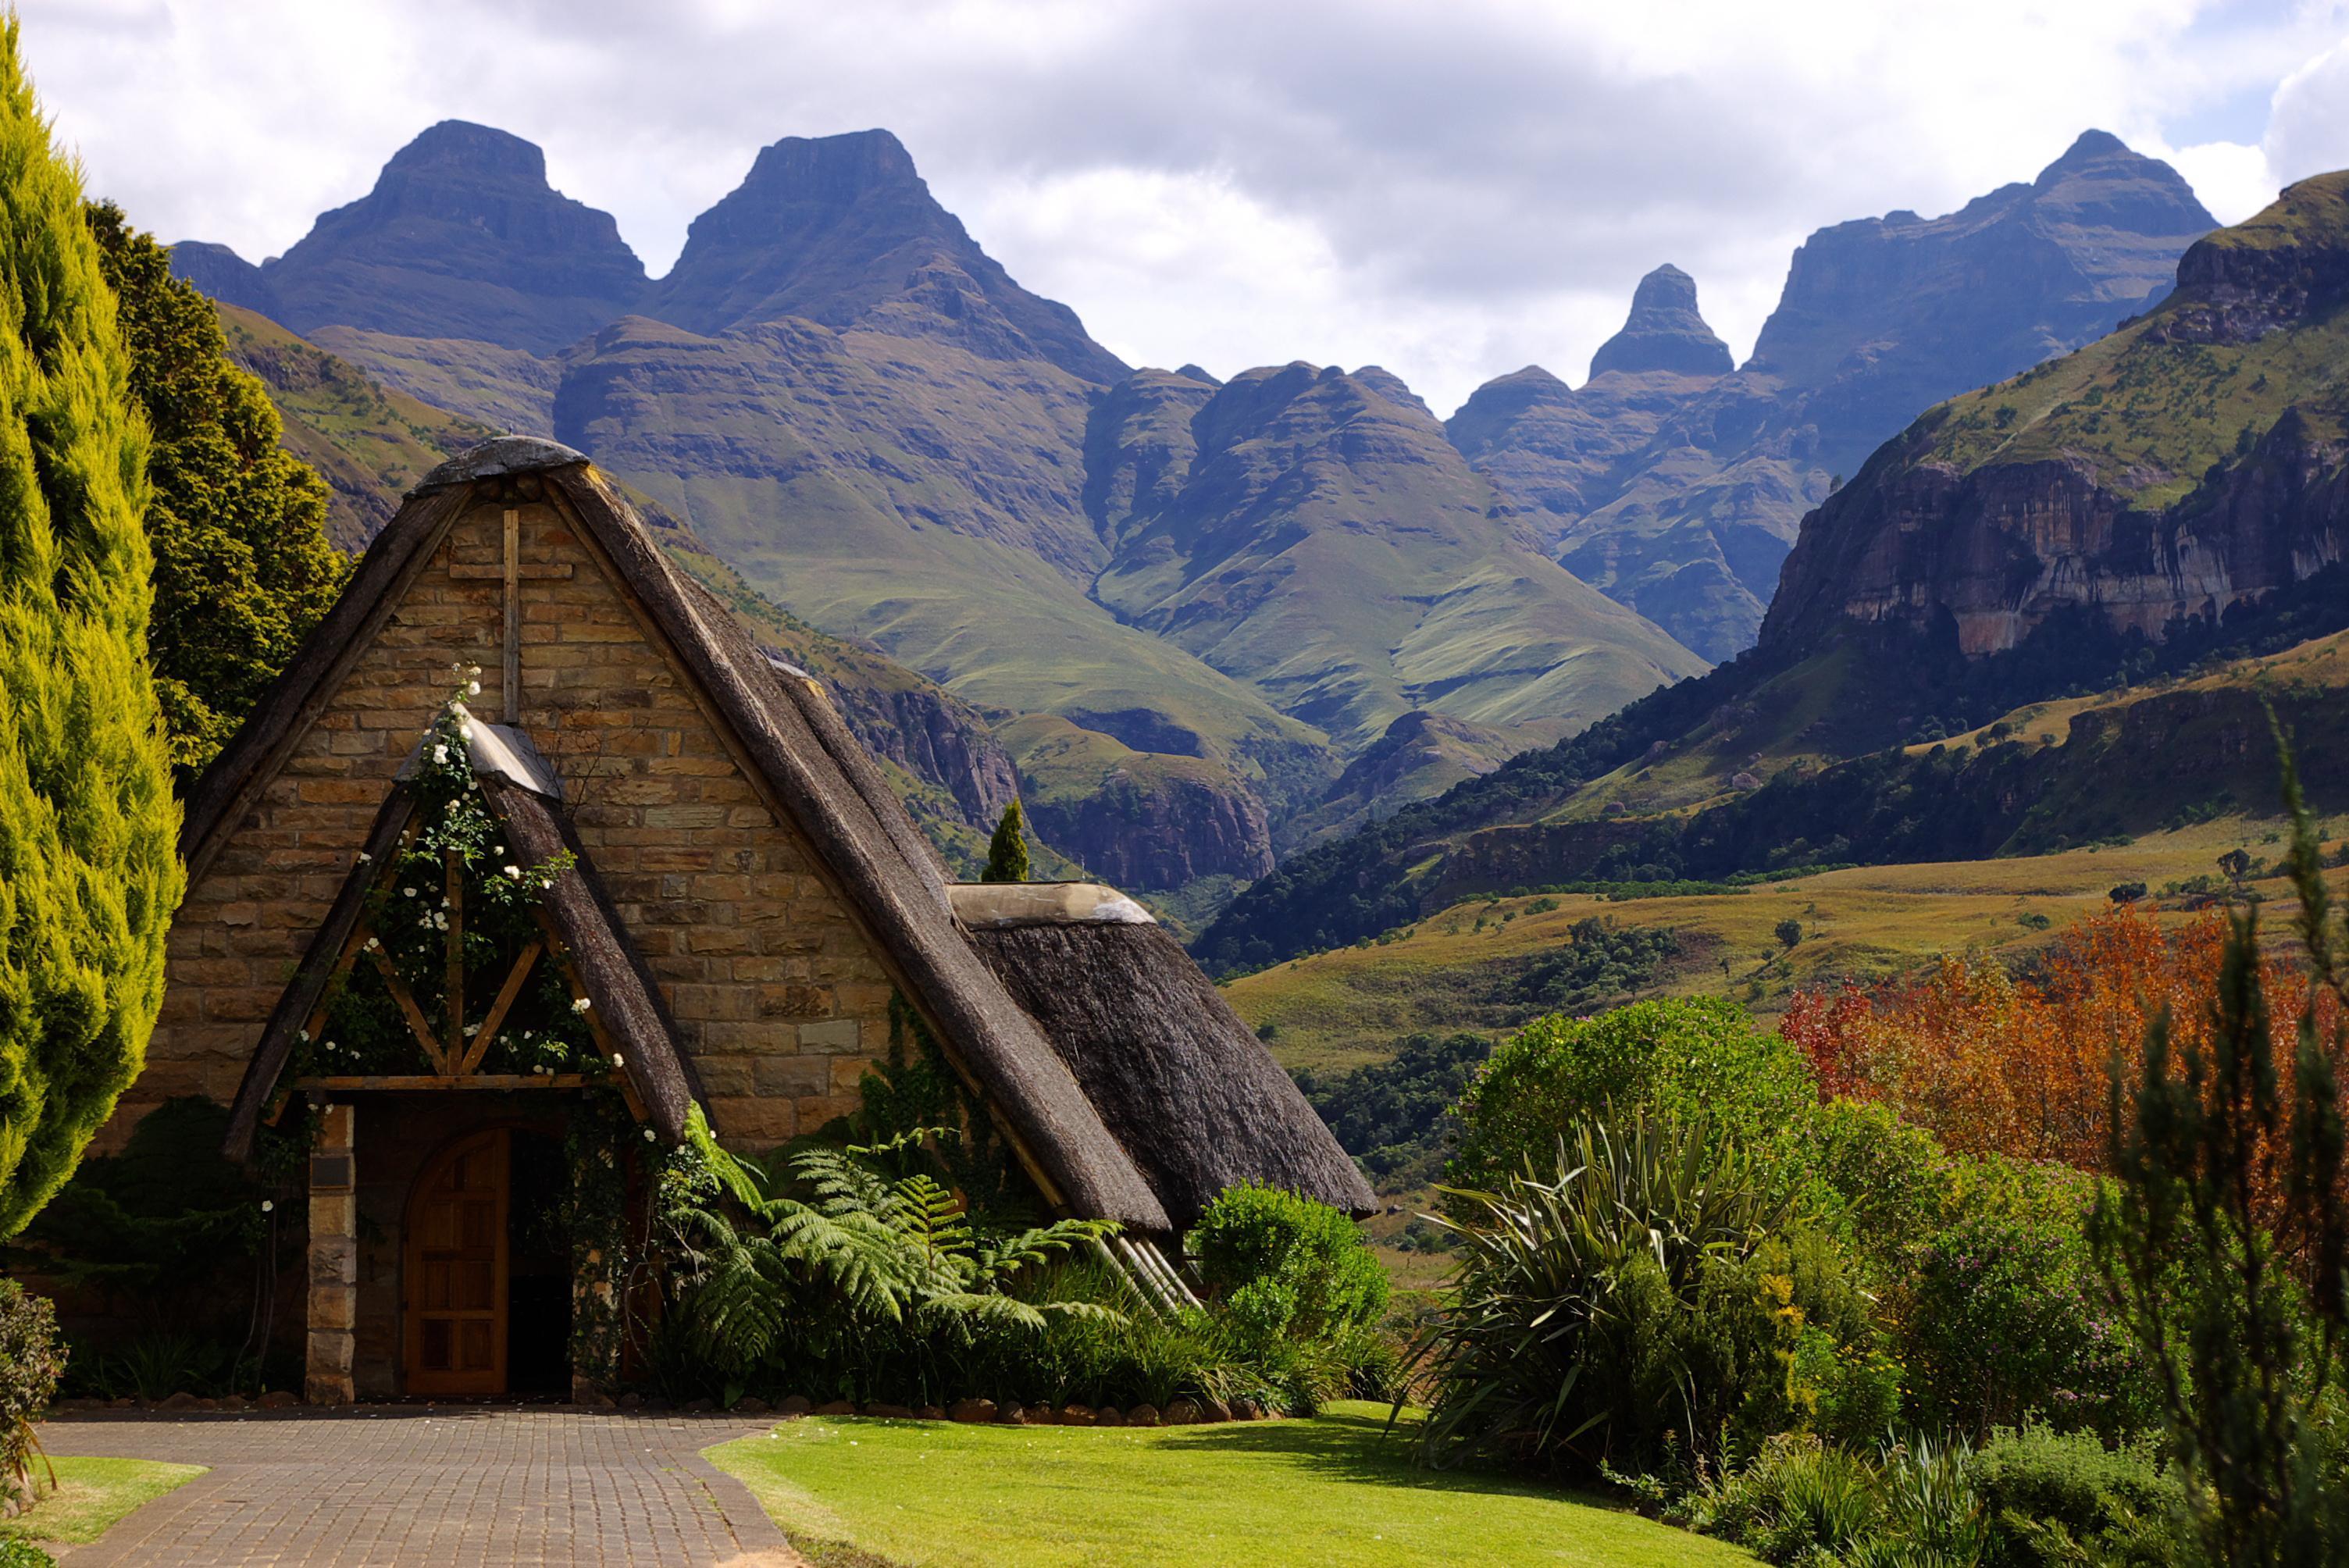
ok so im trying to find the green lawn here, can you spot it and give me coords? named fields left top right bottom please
left=0, top=1455, right=205, bottom=1546
left=707, top=1402, right=1749, bottom=1567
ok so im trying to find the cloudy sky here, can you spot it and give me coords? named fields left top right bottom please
left=23, top=0, right=2349, bottom=414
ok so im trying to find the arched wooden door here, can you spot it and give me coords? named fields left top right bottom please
left=404, top=1128, right=510, bottom=1396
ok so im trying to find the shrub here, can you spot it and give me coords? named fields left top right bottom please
left=1970, top=1424, right=2182, bottom=1567
left=1904, top=1165, right=2152, bottom=1440
left=1802, top=1097, right=1958, bottom=1262
left=0, top=1281, right=62, bottom=1508
left=15, top=1097, right=273, bottom=1304
left=1449, top=998, right=1814, bottom=1195
left=1692, top=1229, right=1903, bottom=1453
left=1677, top=1432, right=1993, bottom=1567
left=1680, top=1433, right=1884, bottom=1564
left=1413, top=1113, right=1889, bottom=1475
left=981, top=800, right=1030, bottom=883
left=1189, top=1183, right=1388, bottom=1343
left=661, top=1113, right=1116, bottom=1407
left=0, top=17, right=181, bottom=1238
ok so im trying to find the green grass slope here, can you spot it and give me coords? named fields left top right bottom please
left=708, top=1405, right=1748, bottom=1568
left=1091, top=363, right=1706, bottom=753
left=216, top=302, right=495, bottom=547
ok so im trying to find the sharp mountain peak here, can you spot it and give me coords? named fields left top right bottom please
left=1588, top=262, right=1734, bottom=380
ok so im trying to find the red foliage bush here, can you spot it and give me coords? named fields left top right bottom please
left=1783, top=907, right=2337, bottom=1172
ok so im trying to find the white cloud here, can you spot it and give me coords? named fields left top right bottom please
left=2167, top=141, right=2279, bottom=223
left=2267, top=37, right=2349, bottom=186
left=12, top=0, right=2349, bottom=415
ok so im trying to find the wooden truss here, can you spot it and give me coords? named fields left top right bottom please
left=281, top=814, right=646, bottom=1122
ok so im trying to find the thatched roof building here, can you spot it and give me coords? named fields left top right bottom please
left=127, top=436, right=1369, bottom=1402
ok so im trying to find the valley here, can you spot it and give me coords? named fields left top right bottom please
left=1232, top=817, right=2315, bottom=1074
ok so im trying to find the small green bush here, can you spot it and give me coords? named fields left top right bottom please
left=1905, top=1165, right=2152, bottom=1439
left=1449, top=998, right=1815, bottom=1195
left=1803, top=1098, right=1958, bottom=1260
left=0, top=1281, right=63, bottom=1506
left=1677, top=1433, right=1885, bottom=1563
left=1189, top=1183, right=1388, bottom=1342
left=1971, top=1424, right=2182, bottom=1567
left=1677, top=1432, right=1993, bottom=1566
left=1692, top=1231, right=1903, bottom=1452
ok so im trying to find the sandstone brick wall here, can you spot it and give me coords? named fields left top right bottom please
left=116, top=486, right=899, bottom=1155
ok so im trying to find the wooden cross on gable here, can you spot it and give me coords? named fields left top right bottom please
left=446, top=508, right=574, bottom=723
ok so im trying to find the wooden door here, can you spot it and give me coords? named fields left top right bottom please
left=404, top=1128, right=510, bottom=1396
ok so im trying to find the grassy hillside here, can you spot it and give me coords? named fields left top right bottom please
left=215, top=303, right=494, bottom=547
left=1231, top=818, right=2312, bottom=1073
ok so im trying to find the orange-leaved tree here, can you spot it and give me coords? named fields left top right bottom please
left=1783, top=907, right=2334, bottom=1171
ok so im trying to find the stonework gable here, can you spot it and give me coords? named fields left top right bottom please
left=127, top=484, right=899, bottom=1156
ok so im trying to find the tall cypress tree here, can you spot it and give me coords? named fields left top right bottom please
left=86, top=201, right=346, bottom=777
left=982, top=800, right=1031, bottom=884
left=0, top=20, right=181, bottom=1237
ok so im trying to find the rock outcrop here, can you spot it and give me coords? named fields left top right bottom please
left=1025, top=768, right=1276, bottom=890
left=1763, top=170, right=2349, bottom=661
left=1586, top=264, right=1733, bottom=379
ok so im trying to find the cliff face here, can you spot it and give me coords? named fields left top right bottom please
left=1025, top=768, right=1276, bottom=889
left=1448, top=268, right=1750, bottom=659
left=1452, top=134, right=2215, bottom=661
left=1763, top=172, right=2349, bottom=661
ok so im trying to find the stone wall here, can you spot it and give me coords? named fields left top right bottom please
left=120, top=481, right=903, bottom=1156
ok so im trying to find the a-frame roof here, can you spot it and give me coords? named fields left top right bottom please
left=187, top=438, right=1173, bottom=1231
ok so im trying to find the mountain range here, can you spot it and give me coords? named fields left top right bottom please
left=174, top=119, right=1711, bottom=912
left=1449, top=131, right=2216, bottom=660
left=173, top=117, right=2235, bottom=925
left=1199, top=169, right=2349, bottom=971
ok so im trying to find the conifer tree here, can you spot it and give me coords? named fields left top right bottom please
left=0, top=19, right=181, bottom=1236
left=982, top=800, right=1031, bottom=884
left=86, top=201, right=346, bottom=776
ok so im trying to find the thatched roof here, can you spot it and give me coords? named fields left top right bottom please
left=221, top=722, right=702, bottom=1156
left=187, top=438, right=1172, bottom=1231
left=961, top=886, right=1374, bottom=1228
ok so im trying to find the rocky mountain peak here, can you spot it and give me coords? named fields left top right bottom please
left=1443, top=365, right=1574, bottom=458
left=2028, top=127, right=2215, bottom=237
left=1588, top=264, right=1734, bottom=380
left=250, top=120, right=647, bottom=353
left=1351, top=365, right=1432, bottom=415
left=382, top=119, right=551, bottom=184
left=640, top=128, right=1125, bottom=383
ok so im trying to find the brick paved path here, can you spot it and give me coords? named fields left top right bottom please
left=39, top=1406, right=803, bottom=1566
